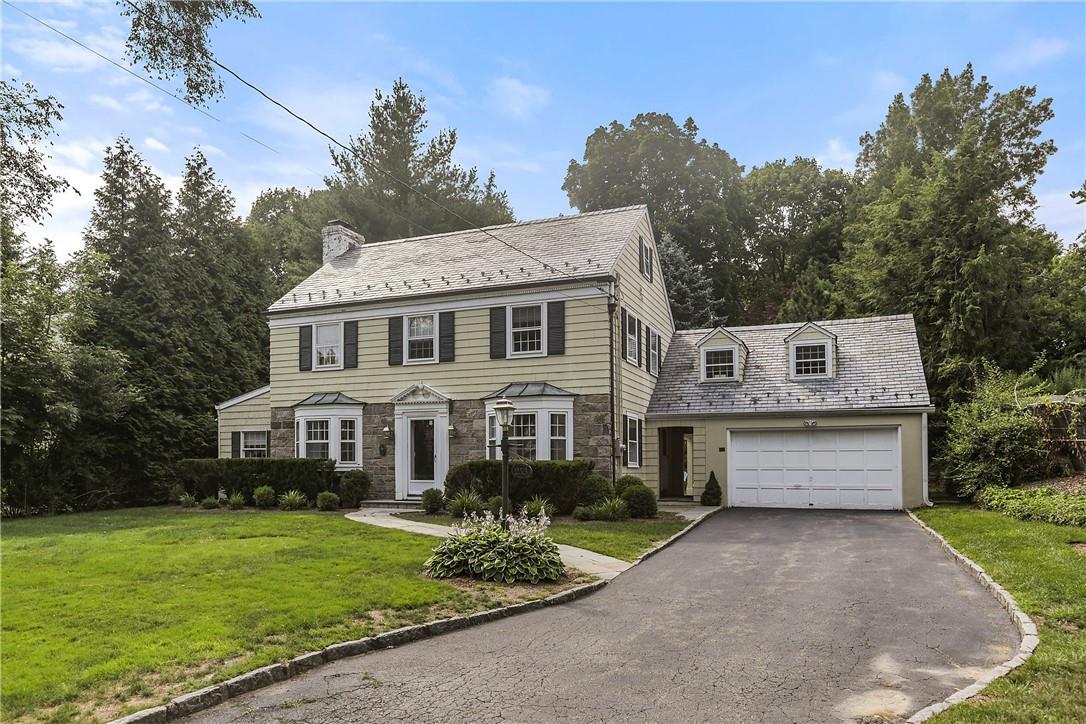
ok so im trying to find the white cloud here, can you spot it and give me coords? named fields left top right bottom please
left=997, top=37, right=1070, bottom=71
left=7, top=22, right=126, bottom=73
left=815, top=138, right=856, bottom=171
left=198, top=144, right=225, bottom=157
left=125, top=89, right=173, bottom=114
left=3, top=62, right=22, bottom=78
left=52, top=136, right=111, bottom=169
left=143, top=137, right=169, bottom=153
left=89, top=93, right=122, bottom=111
left=487, top=77, right=550, bottom=120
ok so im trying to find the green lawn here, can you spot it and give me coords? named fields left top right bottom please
left=397, top=512, right=690, bottom=562
left=1, top=508, right=576, bottom=722
left=914, top=505, right=1086, bottom=722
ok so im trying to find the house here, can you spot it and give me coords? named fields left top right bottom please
left=216, top=205, right=933, bottom=509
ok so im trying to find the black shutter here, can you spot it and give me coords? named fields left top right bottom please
left=637, top=319, right=644, bottom=367
left=266, top=430, right=272, bottom=456
left=621, top=308, right=628, bottom=360
left=621, top=414, right=629, bottom=466
left=344, top=320, right=358, bottom=368
left=439, top=311, right=455, bottom=362
left=637, top=419, right=644, bottom=467
left=655, top=333, right=662, bottom=374
left=547, top=301, right=565, bottom=355
left=298, top=325, right=312, bottom=371
left=388, top=317, right=403, bottom=365
left=647, top=248, right=654, bottom=283
left=231, top=431, right=241, bottom=458
left=638, top=236, right=645, bottom=274
left=489, top=307, right=506, bottom=359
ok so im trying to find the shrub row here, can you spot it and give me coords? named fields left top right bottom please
left=175, top=458, right=349, bottom=501
left=443, top=459, right=597, bottom=514
left=975, top=486, right=1086, bottom=527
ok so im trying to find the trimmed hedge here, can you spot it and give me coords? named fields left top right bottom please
left=621, top=484, right=658, bottom=518
left=176, top=458, right=335, bottom=501
left=975, top=486, right=1086, bottom=527
left=444, top=459, right=596, bottom=514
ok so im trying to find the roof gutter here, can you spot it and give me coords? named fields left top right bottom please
left=646, top=405, right=937, bottom=420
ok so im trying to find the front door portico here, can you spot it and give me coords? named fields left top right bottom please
left=392, top=384, right=450, bottom=499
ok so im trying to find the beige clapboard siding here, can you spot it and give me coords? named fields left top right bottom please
left=613, top=213, right=675, bottom=474
left=269, top=296, right=612, bottom=406
left=217, top=391, right=272, bottom=457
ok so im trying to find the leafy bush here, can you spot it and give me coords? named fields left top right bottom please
left=278, top=489, right=308, bottom=511
left=425, top=511, right=565, bottom=583
left=700, top=471, right=722, bottom=506
left=448, top=491, right=486, bottom=519
left=944, top=365, right=1048, bottom=496
left=179, top=493, right=197, bottom=508
left=252, top=485, right=276, bottom=509
left=227, top=491, right=245, bottom=510
left=976, top=486, right=1086, bottom=526
left=1049, top=364, right=1086, bottom=395
left=338, top=469, right=370, bottom=508
left=316, top=491, right=340, bottom=511
left=176, top=458, right=334, bottom=501
left=578, top=474, right=613, bottom=506
left=444, top=459, right=595, bottom=514
left=420, top=488, right=444, bottom=514
left=487, top=495, right=504, bottom=517
left=621, top=484, right=657, bottom=518
left=574, top=497, right=629, bottom=521
left=199, top=496, right=219, bottom=510
left=614, top=475, right=642, bottom=496
left=522, top=495, right=556, bottom=518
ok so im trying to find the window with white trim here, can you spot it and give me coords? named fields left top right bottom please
left=625, top=414, right=642, bottom=469
left=509, top=304, right=544, bottom=355
left=304, top=420, right=330, bottom=459
left=649, top=329, right=660, bottom=376
left=638, top=235, right=654, bottom=282
left=487, top=414, right=499, bottom=460
left=549, top=413, right=569, bottom=461
left=405, top=314, right=436, bottom=362
left=702, top=346, right=737, bottom=381
left=625, top=309, right=640, bottom=365
left=314, top=323, right=341, bottom=369
left=793, top=342, right=829, bottom=377
left=241, top=431, right=268, bottom=458
left=510, top=412, right=537, bottom=459
left=339, top=419, right=357, bottom=463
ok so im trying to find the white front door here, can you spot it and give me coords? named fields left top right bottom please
left=394, top=408, right=449, bottom=499
left=727, top=427, right=901, bottom=510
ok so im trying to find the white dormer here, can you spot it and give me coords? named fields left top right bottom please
left=784, top=321, right=837, bottom=380
left=696, top=327, right=748, bottom=382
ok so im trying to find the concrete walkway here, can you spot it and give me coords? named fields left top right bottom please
left=345, top=509, right=634, bottom=580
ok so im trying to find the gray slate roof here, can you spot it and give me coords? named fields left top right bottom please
left=294, top=392, right=364, bottom=407
left=649, top=315, right=931, bottom=417
left=268, top=206, right=647, bottom=313
left=484, top=382, right=575, bottom=399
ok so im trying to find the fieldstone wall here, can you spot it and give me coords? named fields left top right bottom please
left=574, top=394, right=614, bottom=479
left=270, top=407, right=294, bottom=458
left=363, top=403, right=396, bottom=499
left=449, top=399, right=488, bottom=466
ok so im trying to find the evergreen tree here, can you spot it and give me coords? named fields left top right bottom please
left=657, top=233, right=728, bottom=329
left=776, top=261, right=841, bottom=324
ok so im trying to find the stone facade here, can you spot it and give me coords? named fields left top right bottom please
left=270, top=407, right=295, bottom=458
left=449, top=399, right=488, bottom=465
left=362, top=403, right=395, bottom=499
left=573, top=394, right=614, bottom=479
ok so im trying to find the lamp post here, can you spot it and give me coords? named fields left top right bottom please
left=493, top=397, right=515, bottom=525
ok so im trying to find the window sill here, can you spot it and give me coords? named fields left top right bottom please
left=790, top=374, right=833, bottom=381
left=700, top=377, right=738, bottom=383
left=313, top=364, right=344, bottom=372
left=403, top=358, right=438, bottom=366
left=508, top=351, right=546, bottom=359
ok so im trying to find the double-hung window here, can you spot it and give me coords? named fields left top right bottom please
left=510, top=413, right=537, bottom=459
left=702, top=346, right=737, bottom=381
left=638, top=235, right=654, bottom=282
left=484, top=398, right=573, bottom=461
left=625, top=309, right=640, bottom=365
left=625, top=413, right=642, bottom=469
left=549, top=413, right=569, bottom=461
left=339, top=419, right=357, bottom=463
left=314, top=323, right=342, bottom=369
left=241, top=431, right=268, bottom=458
left=509, top=304, right=544, bottom=356
left=649, top=330, right=660, bottom=376
left=304, top=420, right=330, bottom=459
left=792, top=342, right=829, bottom=377
left=405, top=314, right=436, bottom=363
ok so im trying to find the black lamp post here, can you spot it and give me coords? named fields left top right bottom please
left=493, top=397, right=515, bottom=525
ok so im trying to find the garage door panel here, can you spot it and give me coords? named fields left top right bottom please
left=728, top=428, right=901, bottom=510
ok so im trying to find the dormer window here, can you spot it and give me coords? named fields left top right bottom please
left=793, top=343, right=828, bottom=376
left=701, top=345, right=738, bottom=381
left=785, top=321, right=836, bottom=380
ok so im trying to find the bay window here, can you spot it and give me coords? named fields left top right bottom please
left=483, top=396, right=573, bottom=461
left=293, top=411, right=363, bottom=467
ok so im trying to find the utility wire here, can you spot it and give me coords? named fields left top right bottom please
left=116, top=0, right=616, bottom=303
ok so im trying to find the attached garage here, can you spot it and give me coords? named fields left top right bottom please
left=728, top=428, right=900, bottom=509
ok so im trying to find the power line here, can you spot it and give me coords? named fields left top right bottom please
left=116, top=0, right=616, bottom=303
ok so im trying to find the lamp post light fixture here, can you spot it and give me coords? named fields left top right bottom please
left=493, top=397, right=515, bottom=524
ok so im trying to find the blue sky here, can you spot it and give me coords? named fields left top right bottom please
left=4, top=1, right=1084, bottom=258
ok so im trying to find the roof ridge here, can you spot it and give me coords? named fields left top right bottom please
left=335, top=204, right=649, bottom=253
left=678, top=314, right=915, bottom=335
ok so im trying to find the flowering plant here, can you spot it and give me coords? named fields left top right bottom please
left=425, top=509, right=564, bottom=583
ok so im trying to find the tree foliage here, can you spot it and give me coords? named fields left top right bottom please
left=656, top=233, right=727, bottom=328
left=1, top=80, right=70, bottom=226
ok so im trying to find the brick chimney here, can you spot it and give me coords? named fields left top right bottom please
left=321, top=220, right=365, bottom=263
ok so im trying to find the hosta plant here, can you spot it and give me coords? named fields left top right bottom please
left=278, top=489, right=308, bottom=511
left=425, top=511, right=565, bottom=584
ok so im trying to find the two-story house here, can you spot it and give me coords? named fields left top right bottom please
left=217, top=205, right=932, bottom=510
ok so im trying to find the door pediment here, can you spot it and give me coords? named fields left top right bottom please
left=391, top=383, right=451, bottom=408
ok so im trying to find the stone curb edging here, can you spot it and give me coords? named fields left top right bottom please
left=110, top=506, right=721, bottom=723
left=904, top=510, right=1040, bottom=723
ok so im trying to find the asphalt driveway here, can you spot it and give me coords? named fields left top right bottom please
left=186, top=509, right=1018, bottom=723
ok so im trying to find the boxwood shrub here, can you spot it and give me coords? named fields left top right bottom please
left=444, top=459, right=596, bottom=514
left=176, top=458, right=335, bottom=501
left=621, top=484, right=658, bottom=518
left=975, top=486, right=1086, bottom=526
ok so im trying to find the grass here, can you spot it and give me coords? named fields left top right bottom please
left=0, top=508, right=581, bottom=722
left=397, top=512, right=690, bottom=562
left=914, top=504, right=1086, bottom=722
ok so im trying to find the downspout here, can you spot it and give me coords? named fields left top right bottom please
left=922, top=411, right=932, bottom=506
left=607, top=281, right=617, bottom=485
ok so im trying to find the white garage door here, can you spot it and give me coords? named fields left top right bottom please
left=728, top=428, right=901, bottom=509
